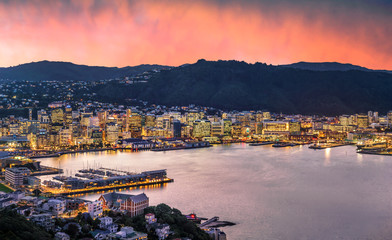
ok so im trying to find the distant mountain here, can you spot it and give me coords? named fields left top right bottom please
left=2, top=59, right=392, bottom=115
left=94, top=59, right=392, bottom=115
left=281, top=61, right=391, bottom=74
left=0, top=61, right=169, bottom=81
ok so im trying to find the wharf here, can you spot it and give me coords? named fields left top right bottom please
left=249, top=142, right=274, bottom=146
left=309, top=143, right=347, bottom=149
left=357, top=150, right=392, bottom=156
left=31, top=165, right=63, bottom=176
left=151, top=145, right=212, bottom=152
left=54, top=178, right=174, bottom=196
left=199, top=216, right=235, bottom=229
left=30, top=147, right=152, bottom=159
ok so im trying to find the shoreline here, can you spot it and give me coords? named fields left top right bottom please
left=55, top=178, right=174, bottom=196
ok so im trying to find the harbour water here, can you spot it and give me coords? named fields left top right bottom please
left=38, top=144, right=392, bottom=240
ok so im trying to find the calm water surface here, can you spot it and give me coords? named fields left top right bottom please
left=39, top=144, right=392, bottom=240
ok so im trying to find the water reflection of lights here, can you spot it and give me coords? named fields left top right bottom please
left=357, top=153, right=363, bottom=165
left=324, top=148, right=331, bottom=166
left=69, top=183, right=168, bottom=198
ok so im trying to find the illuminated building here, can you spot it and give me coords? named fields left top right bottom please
left=129, top=113, right=142, bottom=128
left=59, top=128, right=72, bottom=146
left=5, top=167, right=31, bottom=187
left=222, top=119, right=232, bottom=136
left=65, top=105, right=73, bottom=125
left=388, top=111, right=392, bottom=127
left=28, top=108, right=32, bottom=121
left=88, top=200, right=103, bottom=219
left=211, top=122, right=223, bottom=136
left=99, top=192, right=149, bottom=217
left=145, top=114, right=156, bottom=127
left=172, top=120, right=181, bottom=138
left=91, top=129, right=103, bottom=144
left=80, top=112, right=93, bottom=127
left=263, top=121, right=289, bottom=133
left=231, top=122, right=242, bottom=138
left=145, top=213, right=157, bottom=224
left=105, top=123, right=119, bottom=144
left=51, top=108, right=64, bottom=125
left=192, top=119, right=211, bottom=138
left=142, top=127, right=166, bottom=138
left=255, top=122, right=263, bottom=134
left=186, top=112, right=202, bottom=124
left=97, top=111, right=107, bottom=129
left=356, top=114, right=369, bottom=128
left=236, top=114, right=250, bottom=126
left=9, top=123, right=19, bottom=135
left=262, top=111, right=271, bottom=120
left=289, top=121, right=301, bottom=133
left=339, top=115, right=350, bottom=126
left=125, top=109, right=131, bottom=132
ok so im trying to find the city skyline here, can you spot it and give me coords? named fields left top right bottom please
left=0, top=0, right=391, bottom=70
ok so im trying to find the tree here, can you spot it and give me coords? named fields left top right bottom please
left=65, top=223, right=79, bottom=238
left=32, top=188, right=41, bottom=197
left=81, top=224, right=91, bottom=234
left=24, top=210, right=31, bottom=217
left=92, top=218, right=101, bottom=229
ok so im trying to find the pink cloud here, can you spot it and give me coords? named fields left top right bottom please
left=0, top=0, right=390, bottom=70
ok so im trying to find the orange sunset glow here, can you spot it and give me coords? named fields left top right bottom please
left=0, top=0, right=391, bottom=69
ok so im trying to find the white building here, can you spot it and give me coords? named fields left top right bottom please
left=98, top=216, right=118, bottom=232
left=155, top=224, right=171, bottom=240
left=108, top=226, right=147, bottom=240
left=43, top=198, right=66, bottom=215
left=59, top=128, right=72, bottom=146
left=88, top=200, right=103, bottom=218
left=145, top=213, right=157, bottom=224
left=5, top=167, right=31, bottom=187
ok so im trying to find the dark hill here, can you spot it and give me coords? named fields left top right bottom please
left=281, top=61, right=391, bottom=74
left=105, top=59, right=392, bottom=115
left=0, top=61, right=169, bottom=81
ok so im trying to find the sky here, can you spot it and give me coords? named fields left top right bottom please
left=0, top=0, right=391, bottom=69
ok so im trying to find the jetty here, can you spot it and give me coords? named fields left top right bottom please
left=309, top=143, right=347, bottom=149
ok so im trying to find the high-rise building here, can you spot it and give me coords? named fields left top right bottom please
left=388, top=111, right=392, bottom=127
left=145, top=114, right=156, bottom=127
left=29, top=108, right=33, bottom=121
left=51, top=108, right=64, bottom=125
left=105, top=123, right=119, bottom=144
left=65, top=105, right=73, bottom=125
left=125, top=109, right=131, bottom=132
left=374, top=112, right=379, bottom=123
left=172, top=120, right=182, bottom=138
left=222, top=119, right=232, bottom=136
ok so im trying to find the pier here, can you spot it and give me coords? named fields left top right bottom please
left=199, top=216, right=235, bottom=229
left=44, top=168, right=173, bottom=196
left=309, top=143, right=348, bottom=149
left=54, top=178, right=174, bottom=196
